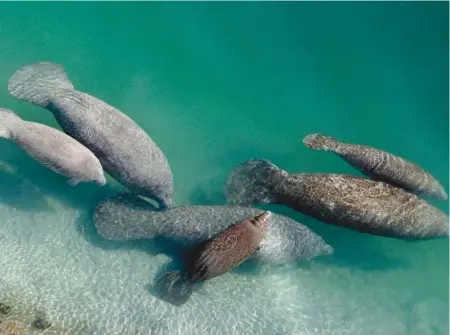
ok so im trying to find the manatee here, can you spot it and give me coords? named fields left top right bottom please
left=93, top=193, right=334, bottom=265
left=156, top=212, right=270, bottom=305
left=0, top=108, right=105, bottom=186
left=303, top=133, right=448, bottom=201
left=224, top=159, right=449, bottom=239
left=8, top=62, right=173, bottom=208
left=186, top=211, right=270, bottom=282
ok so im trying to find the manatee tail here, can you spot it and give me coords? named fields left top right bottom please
left=224, top=159, right=287, bottom=206
left=0, top=108, right=22, bottom=139
left=92, top=193, right=161, bottom=241
left=8, top=62, right=74, bottom=107
left=153, top=270, right=194, bottom=306
left=303, top=133, right=339, bottom=151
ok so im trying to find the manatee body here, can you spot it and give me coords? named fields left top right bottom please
left=303, top=133, right=448, bottom=201
left=8, top=62, right=173, bottom=208
left=224, top=159, right=449, bottom=239
left=93, top=193, right=334, bottom=265
left=0, top=108, right=105, bottom=186
left=184, top=211, right=270, bottom=283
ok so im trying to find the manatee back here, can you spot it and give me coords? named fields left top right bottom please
left=331, top=142, right=447, bottom=200
left=188, top=218, right=266, bottom=282
left=286, top=174, right=448, bottom=239
left=51, top=91, right=173, bottom=207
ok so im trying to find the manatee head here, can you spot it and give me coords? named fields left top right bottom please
left=247, top=211, right=271, bottom=232
left=149, top=185, right=173, bottom=210
left=94, top=173, right=107, bottom=186
left=303, top=133, right=336, bottom=151
left=90, top=163, right=106, bottom=186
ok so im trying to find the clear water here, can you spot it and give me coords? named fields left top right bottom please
left=0, top=2, right=448, bottom=335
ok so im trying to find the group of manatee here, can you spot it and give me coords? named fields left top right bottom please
left=1, top=61, right=449, bottom=308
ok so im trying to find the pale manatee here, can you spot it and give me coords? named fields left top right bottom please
left=303, top=133, right=448, bottom=201
left=0, top=108, right=105, bottom=186
left=93, top=193, right=334, bottom=265
left=224, top=159, right=449, bottom=239
left=8, top=62, right=173, bottom=209
left=158, top=212, right=270, bottom=305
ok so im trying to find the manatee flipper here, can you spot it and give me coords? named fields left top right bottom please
left=8, top=62, right=74, bottom=107
left=224, top=159, right=285, bottom=206
left=153, top=271, right=194, bottom=307
left=303, top=133, right=339, bottom=151
left=67, top=178, right=81, bottom=186
left=0, top=108, right=22, bottom=139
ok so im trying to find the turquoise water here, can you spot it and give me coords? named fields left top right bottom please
left=0, top=2, right=448, bottom=334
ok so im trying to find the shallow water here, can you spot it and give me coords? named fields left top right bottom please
left=0, top=2, right=448, bottom=335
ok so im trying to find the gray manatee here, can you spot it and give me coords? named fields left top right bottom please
left=224, top=159, right=449, bottom=239
left=0, top=108, right=105, bottom=186
left=8, top=62, right=173, bottom=209
left=303, top=133, right=448, bottom=201
left=93, top=193, right=334, bottom=265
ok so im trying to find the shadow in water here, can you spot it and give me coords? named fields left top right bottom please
left=0, top=165, right=54, bottom=212
left=145, top=259, right=202, bottom=307
left=230, top=257, right=266, bottom=276
left=231, top=256, right=314, bottom=277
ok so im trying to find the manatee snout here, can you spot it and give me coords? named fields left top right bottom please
left=302, top=133, right=335, bottom=151
left=94, top=175, right=107, bottom=186
left=158, top=196, right=172, bottom=210
left=302, top=133, right=321, bottom=148
left=144, top=188, right=172, bottom=210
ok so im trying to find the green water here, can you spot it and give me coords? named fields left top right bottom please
left=0, top=2, right=448, bottom=334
